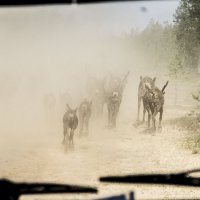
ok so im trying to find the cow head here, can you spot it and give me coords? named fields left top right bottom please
left=140, top=76, right=156, bottom=95
left=66, top=104, right=77, bottom=115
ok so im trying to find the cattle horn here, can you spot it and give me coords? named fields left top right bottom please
left=66, top=104, right=71, bottom=110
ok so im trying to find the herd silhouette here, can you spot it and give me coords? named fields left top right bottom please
left=44, top=72, right=169, bottom=151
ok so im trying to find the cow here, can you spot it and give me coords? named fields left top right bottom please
left=79, top=99, right=92, bottom=136
left=107, top=89, right=122, bottom=128
left=105, top=71, right=130, bottom=128
left=62, top=104, right=78, bottom=150
left=104, top=72, right=129, bottom=100
left=143, top=80, right=169, bottom=131
left=85, top=75, right=106, bottom=119
left=137, top=76, right=156, bottom=122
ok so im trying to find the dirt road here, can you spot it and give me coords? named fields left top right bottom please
left=1, top=107, right=200, bottom=199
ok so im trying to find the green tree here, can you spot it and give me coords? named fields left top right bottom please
left=174, top=0, right=200, bottom=72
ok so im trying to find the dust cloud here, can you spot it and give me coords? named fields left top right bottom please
left=0, top=4, right=199, bottom=200
left=0, top=5, right=144, bottom=140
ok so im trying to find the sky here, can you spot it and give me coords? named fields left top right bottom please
left=0, top=1, right=180, bottom=99
left=0, top=1, right=179, bottom=35
left=68, top=0, right=180, bottom=34
left=0, top=1, right=180, bottom=129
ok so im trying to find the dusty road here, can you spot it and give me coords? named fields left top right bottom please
left=1, top=107, right=200, bottom=200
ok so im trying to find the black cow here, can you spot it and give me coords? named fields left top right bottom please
left=107, top=90, right=122, bottom=128
left=137, top=76, right=156, bottom=122
left=63, top=104, right=78, bottom=150
left=143, top=81, right=168, bottom=131
left=105, top=72, right=129, bottom=128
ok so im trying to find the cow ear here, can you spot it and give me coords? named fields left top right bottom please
left=153, top=77, right=156, bottom=83
left=145, top=84, right=150, bottom=91
left=66, top=104, right=71, bottom=110
left=140, top=76, right=143, bottom=81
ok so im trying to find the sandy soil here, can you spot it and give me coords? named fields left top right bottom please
left=1, top=106, right=200, bottom=200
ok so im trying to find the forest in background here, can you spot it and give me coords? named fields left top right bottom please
left=123, top=0, right=200, bottom=74
left=117, top=0, right=200, bottom=105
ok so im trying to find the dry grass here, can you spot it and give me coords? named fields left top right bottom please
left=166, top=108, right=200, bottom=153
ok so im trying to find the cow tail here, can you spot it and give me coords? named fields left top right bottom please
left=161, top=81, right=169, bottom=94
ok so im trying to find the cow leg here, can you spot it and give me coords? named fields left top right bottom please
left=100, top=102, right=104, bottom=116
left=159, top=107, right=163, bottom=129
left=109, top=108, right=112, bottom=127
left=112, top=112, right=116, bottom=128
left=63, top=127, right=65, bottom=144
left=63, top=124, right=67, bottom=144
left=152, top=111, right=158, bottom=131
left=85, top=118, right=89, bottom=135
left=113, top=106, right=119, bottom=128
left=79, top=117, right=83, bottom=136
left=142, top=100, right=146, bottom=123
left=108, top=105, right=111, bottom=127
left=143, top=109, right=146, bottom=123
left=152, top=114, right=156, bottom=131
left=70, top=129, right=74, bottom=148
left=147, top=111, right=151, bottom=128
left=63, top=126, right=69, bottom=151
left=113, top=112, right=117, bottom=128
left=137, top=96, right=142, bottom=121
left=109, top=109, right=113, bottom=127
left=111, top=108, right=115, bottom=128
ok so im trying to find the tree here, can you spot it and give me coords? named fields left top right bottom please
left=168, top=51, right=189, bottom=105
left=192, top=81, right=200, bottom=106
left=124, top=19, right=177, bottom=70
left=174, top=0, right=200, bottom=72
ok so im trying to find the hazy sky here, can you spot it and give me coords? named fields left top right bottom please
left=0, top=1, right=179, bottom=35
left=69, top=0, right=180, bottom=34
left=0, top=1, right=180, bottom=130
left=0, top=1, right=180, bottom=99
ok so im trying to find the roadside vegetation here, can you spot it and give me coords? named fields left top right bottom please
left=166, top=108, right=200, bottom=153
left=120, top=0, right=200, bottom=152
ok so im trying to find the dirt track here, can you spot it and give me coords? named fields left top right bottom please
left=1, top=106, right=200, bottom=200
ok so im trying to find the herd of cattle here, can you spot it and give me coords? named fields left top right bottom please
left=44, top=72, right=168, bottom=151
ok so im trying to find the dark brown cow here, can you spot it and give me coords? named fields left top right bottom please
left=137, top=76, right=156, bottom=122
left=105, top=72, right=129, bottom=128
left=143, top=81, right=168, bottom=131
left=104, top=72, right=129, bottom=100
left=107, top=89, right=122, bottom=128
left=63, top=104, right=78, bottom=150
